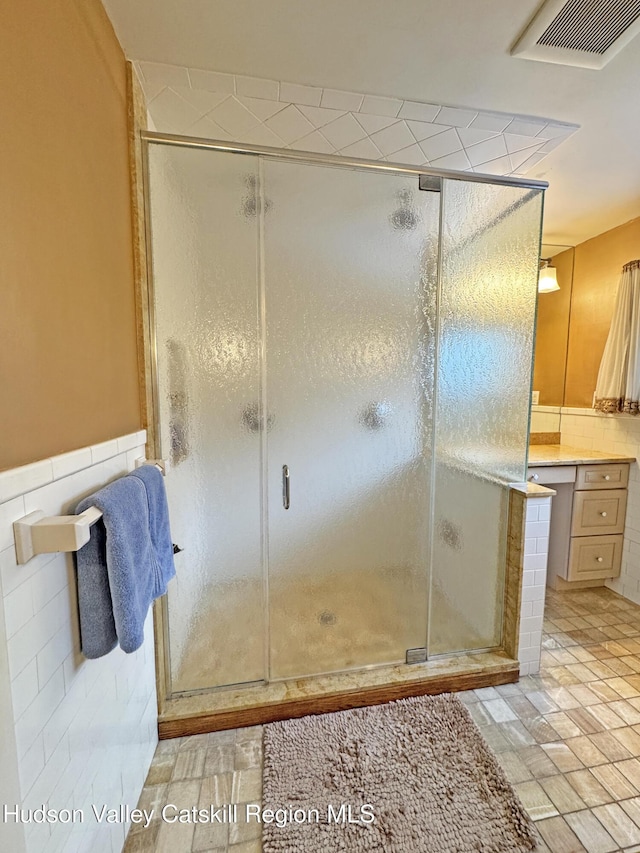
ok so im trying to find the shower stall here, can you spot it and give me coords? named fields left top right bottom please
left=142, top=134, right=544, bottom=723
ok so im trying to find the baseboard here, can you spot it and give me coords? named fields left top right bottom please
left=550, top=576, right=607, bottom=591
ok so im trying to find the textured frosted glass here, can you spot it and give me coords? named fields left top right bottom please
left=148, top=142, right=543, bottom=685
left=428, top=180, right=543, bottom=655
left=264, top=161, right=439, bottom=679
left=147, top=145, right=264, bottom=691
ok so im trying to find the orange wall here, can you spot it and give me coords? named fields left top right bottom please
left=565, top=218, right=640, bottom=408
left=533, top=248, right=574, bottom=406
left=0, top=0, right=141, bottom=470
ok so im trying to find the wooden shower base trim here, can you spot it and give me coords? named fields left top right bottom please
left=158, top=651, right=519, bottom=739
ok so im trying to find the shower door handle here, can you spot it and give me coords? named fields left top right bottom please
left=282, top=465, right=290, bottom=510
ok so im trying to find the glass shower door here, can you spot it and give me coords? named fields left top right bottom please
left=147, top=144, right=265, bottom=693
left=147, top=140, right=543, bottom=695
left=264, top=161, right=440, bottom=680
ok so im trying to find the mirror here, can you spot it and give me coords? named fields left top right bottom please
left=531, top=243, right=575, bottom=438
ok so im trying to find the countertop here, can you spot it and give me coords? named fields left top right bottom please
left=528, top=444, right=636, bottom=467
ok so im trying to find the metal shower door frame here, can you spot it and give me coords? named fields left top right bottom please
left=140, top=131, right=547, bottom=700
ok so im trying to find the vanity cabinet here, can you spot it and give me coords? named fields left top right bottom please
left=528, top=460, right=630, bottom=589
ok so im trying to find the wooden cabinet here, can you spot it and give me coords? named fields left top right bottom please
left=571, top=489, right=627, bottom=537
left=528, top=461, right=629, bottom=589
left=575, top=464, right=629, bottom=490
left=568, top=534, right=623, bottom=582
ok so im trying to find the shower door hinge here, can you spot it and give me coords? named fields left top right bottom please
left=406, top=647, right=428, bottom=664
left=419, top=175, right=442, bottom=193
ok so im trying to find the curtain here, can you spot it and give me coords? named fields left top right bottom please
left=594, top=259, right=640, bottom=414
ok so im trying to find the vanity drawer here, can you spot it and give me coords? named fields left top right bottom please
left=576, top=463, right=629, bottom=490
left=568, top=534, right=623, bottom=581
left=571, top=489, right=627, bottom=536
left=527, top=465, right=576, bottom=485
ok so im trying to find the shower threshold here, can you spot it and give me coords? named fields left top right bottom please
left=157, top=650, right=519, bottom=739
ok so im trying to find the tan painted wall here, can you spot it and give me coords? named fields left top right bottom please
left=0, top=0, right=141, bottom=471
left=533, top=248, right=574, bottom=406
left=565, top=218, right=640, bottom=408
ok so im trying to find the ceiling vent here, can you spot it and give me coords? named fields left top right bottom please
left=512, top=0, right=640, bottom=69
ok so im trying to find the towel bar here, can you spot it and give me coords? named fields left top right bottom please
left=12, top=459, right=168, bottom=565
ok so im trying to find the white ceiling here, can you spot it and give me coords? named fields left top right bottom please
left=102, top=0, right=640, bottom=245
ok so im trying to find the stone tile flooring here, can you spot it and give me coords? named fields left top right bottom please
left=126, top=587, right=640, bottom=852
left=465, top=587, right=640, bottom=853
left=124, top=725, right=263, bottom=853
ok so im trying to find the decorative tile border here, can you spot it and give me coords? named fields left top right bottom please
left=0, top=430, right=147, bottom=505
left=135, top=61, right=579, bottom=177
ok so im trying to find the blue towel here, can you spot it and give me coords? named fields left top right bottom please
left=75, top=465, right=176, bottom=659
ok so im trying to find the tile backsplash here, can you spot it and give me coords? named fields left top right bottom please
left=0, top=432, right=157, bottom=853
left=135, top=61, right=579, bottom=177
left=530, top=405, right=561, bottom=434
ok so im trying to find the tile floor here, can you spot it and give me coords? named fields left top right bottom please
left=126, top=587, right=640, bottom=852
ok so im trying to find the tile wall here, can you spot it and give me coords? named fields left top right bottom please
left=560, top=407, right=640, bottom=606
left=520, top=494, right=553, bottom=676
left=531, top=405, right=562, bottom=434
left=0, top=432, right=157, bottom=853
left=134, top=62, right=579, bottom=177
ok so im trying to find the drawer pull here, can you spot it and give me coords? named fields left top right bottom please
left=600, top=511, right=608, bottom=517
left=530, top=473, right=539, bottom=481
left=604, top=475, right=611, bottom=481
left=597, top=557, right=604, bottom=562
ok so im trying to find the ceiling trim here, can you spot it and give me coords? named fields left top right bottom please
left=136, top=61, right=579, bottom=180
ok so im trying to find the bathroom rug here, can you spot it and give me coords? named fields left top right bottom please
left=262, top=692, right=535, bottom=852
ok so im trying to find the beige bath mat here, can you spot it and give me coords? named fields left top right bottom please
left=262, top=693, right=536, bottom=852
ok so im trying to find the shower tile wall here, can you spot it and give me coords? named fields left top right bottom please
left=134, top=61, right=579, bottom=177
left=0, top=432, right=157, bottom=853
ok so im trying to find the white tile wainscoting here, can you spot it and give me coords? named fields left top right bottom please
left=520, top=494, right=553, bottom=676
left=560, top=407, right=640, bottom=606
left=135, top=62, right=579, bottom=178
left=0, top=432, right=157, bottom=853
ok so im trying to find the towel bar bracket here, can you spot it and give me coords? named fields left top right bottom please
left=13, top=506, right=103, bottom=565
left=135, top=458, right=168, bottom=475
